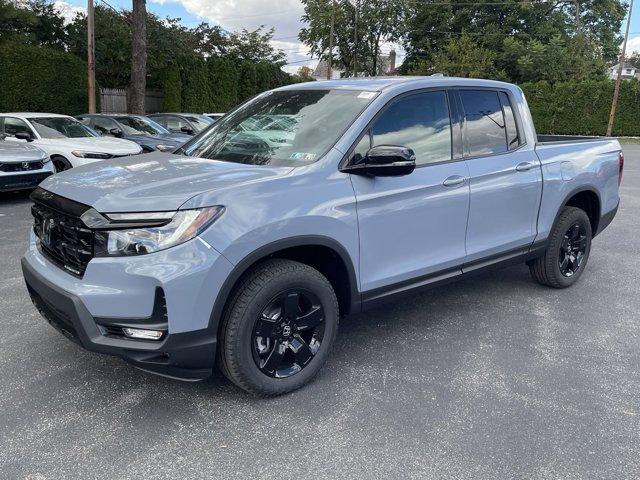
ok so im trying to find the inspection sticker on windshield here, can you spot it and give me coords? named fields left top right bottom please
left=358, top=91, right=376, bottom=99
left=290, top=152, right=317, bottom=161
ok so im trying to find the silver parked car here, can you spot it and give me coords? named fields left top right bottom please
left=0, top=141, right=54, bottom=192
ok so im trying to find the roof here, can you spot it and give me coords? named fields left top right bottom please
left=276, top=76, right=516, bottom=93
left=1, top=112, right=73, bottom=119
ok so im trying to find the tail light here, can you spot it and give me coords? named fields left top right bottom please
left=618, top=151, right=624, bottom=186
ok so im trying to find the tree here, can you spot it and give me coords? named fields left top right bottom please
left=411, top=33, right=506, bottom=79
left=402, top=0, right=627, bottom=83
left=0, top=0, right=67, bottom=48
left=128, top=0, right=147, bottom=114
left=297, top=65, right=314, bottom=78
left=299, top=0, right=407, bottom=76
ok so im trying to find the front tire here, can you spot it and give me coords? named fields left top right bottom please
left=219, top=259, right=339, bottom=396
left=530, top=206, right=592, bottom=288
left=52, top=155, right=72, bottom=172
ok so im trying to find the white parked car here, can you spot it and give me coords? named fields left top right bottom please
left=0, top=113, right=142, bottom=172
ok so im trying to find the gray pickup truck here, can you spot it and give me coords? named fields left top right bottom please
left=22, top=77, right=622, bottom=396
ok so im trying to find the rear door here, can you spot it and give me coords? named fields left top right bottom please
left=349, top=90, right=470, bottom=295
left=456, top=89, right=542, bottom=264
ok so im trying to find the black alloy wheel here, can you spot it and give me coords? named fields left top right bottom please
left=252, top=290, right=325, bottom=378
left=529, top=206, right=592, bottom=289
left=558, top=223, right=588, bottom=277
left=219, top=258, right=339, bottom=396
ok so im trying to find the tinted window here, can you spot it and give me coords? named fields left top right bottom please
left=3, top=117, right=32, bottom=136
left=499, top=92, right=520, bottom=150
left=92, top=117, right=118, bottom=135
left=31, top=117, right=95, bottom=138
left=371, top=91, right=452, bottom=166
left=460, top=90, right=507, bottom=156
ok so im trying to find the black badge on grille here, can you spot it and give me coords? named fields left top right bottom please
left=42, top=217, right=55, bottom=246
left=22, top=162, right=30, bottom=170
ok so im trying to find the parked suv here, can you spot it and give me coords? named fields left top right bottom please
left=76, top=114, right=190, bottom=152
left=0, top=113, right=142, bottom=171
left=22, top=78, right=621, bottom=396
left=0, top=140, right=54, bottom=192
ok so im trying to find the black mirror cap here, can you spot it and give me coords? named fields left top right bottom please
left=14, top=131, right=34, bottom=142
left=180, top=126, right=195, bottom=135
left=343, top=145, right=416, bottom=177
left=109, top=128, right=124, bottom=137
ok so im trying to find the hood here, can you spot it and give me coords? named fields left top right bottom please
left=43, top=136, right=142, bottom=154
left=39, top=152, right=293, bottom=212
left=0, top=142, right=48, bottom=162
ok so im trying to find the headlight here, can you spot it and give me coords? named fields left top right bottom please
left=71, top=150, right=112, bottom=159
left=92, top=206, right=224, bottom=256
left=155, top=144, right=176, bottom=152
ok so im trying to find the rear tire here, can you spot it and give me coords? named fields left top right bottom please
left=219, top=259, right=339, bottom=396
left=530, top=206, right=592, bottom=288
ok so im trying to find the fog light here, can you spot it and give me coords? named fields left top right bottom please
left=122, top=327, right=165, bottom=340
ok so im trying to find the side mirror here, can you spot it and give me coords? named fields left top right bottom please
left=109, top=128, right=124, bottom=138
left=14, top=131, right=34, bottom=142
left=343, top=145, right=416, bottom=177
left=180, top=126, right=194, bottom=135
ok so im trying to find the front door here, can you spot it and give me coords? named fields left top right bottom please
left=349, top=90, right=470, bottom=295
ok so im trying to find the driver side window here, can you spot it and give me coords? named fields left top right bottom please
left=371, top=91, right=452, bottom=166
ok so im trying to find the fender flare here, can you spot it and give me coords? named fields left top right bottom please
left=207, top=235, right=361, bottom=334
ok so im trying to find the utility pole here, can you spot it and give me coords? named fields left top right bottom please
left=87, top=0, right=96, bottom=113
left=352, top=0, right=358, bottom=77
left=607, top=0, right=634, bottom=137
left=327, top=0, right=335, bottom=80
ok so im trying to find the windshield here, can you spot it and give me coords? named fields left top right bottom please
left=184, top=115, right=214, bottom=132
left=31, top=117, right=96, bottom=139
left=115, top=116, right=169, bottom=136
left=182, top=89, right=378, bottom=166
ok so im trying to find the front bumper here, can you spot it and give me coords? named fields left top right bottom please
left=0, top=171, right=53, bottom=192
left=22, top=234, right=235, bottom=380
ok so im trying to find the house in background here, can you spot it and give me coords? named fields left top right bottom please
left=312, top=50, right=398, bottom=80
left=608, top=63, right=640, bottom=80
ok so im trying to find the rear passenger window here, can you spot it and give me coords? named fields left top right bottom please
left=372, top=91, right=452, bottom=166
left=499, top=92, right=520, bottom=149
left=459, top=90, right=507, bottom=156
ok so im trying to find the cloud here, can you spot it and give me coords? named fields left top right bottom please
left=149, top=0, right=311, bottom=67
left=53, top=0, right=86, bottom=24
left=626, top=35, right=640, bottom=55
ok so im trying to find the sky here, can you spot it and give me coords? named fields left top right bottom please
left=54, top=0, right=640, bottom=74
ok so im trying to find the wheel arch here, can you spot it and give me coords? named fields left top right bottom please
left=208, top=236, right=361, bottom=336
left=559, top=186, right=601, bottom=236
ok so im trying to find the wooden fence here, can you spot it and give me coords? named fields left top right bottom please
left=99, top=88, right=164, bottom=114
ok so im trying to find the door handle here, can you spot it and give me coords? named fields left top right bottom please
left=442, top=175, right=467, bottom=187
left=516, top=162, right=536, bottom=172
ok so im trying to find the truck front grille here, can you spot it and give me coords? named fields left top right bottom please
left=31, top=188, right=94, bottom=277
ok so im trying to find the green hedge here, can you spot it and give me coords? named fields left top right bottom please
left=0, top=42, right=89, bottom=115
left=520, top=80, right=640, bottom=137
left=165, top=56, right=307, bottom=114
left=161, top=64, right=181, bottom=112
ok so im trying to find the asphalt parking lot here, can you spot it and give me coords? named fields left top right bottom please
left=0, top=146, right=638, bottom=479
